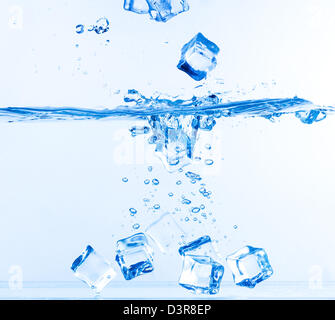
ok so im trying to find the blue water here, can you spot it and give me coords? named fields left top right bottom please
left=0, top=95, right=329, bottom=121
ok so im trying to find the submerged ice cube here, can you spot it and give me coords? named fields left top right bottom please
left=71, top=245, right=116, bottom=293
left=177, top=33, right=220, bottom=81
left=115, top=232, right=154, bottom=280
left=148, top=115, right=198, bottom=172
left=146, top=0, right=189, bottom=22
left=179, top=235, right=219, bottom=259
left=145, top=212, right=186, bottom=253
left=226, top=246, right=273, bottom=288
left=124, top=0, right=149, bottom=14
left=179, top=255, right=224, bottom=295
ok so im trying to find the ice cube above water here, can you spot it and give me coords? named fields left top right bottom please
left=145, top=212, right=186, bottom=253
left=226, top=246, right=273, bottom=288
left=177, top=33, right=220, bottom=81
left=71, top=245, right=116, bottom=293
left=146, top=0, right=189, bottom=22
left=179, top=255, right=224, bottom=295
left=115, top=232, right=154, bottom=280
left=124, top=0, right=149, bottom=14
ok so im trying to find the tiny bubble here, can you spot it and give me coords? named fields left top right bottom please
left=76, top=24, right=84, bottom=34
left=205, top=159, right=214, bottom=166
left=152, top=179, right=159, bottom=185
left=132, top=223, right=140, bottom=230
left=129, top=208, right=137, bottom=215
left=122, top=177, right=128, bottom=183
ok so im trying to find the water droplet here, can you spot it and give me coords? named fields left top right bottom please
left=205, top=144, right=212, bottom=150
left=144, top=179, right=150, bottom=185
left=200, top=204, right=205, bottom=210
left=176, top=180, right=182, bottom=185
left=122, top=177, right=128, bottom=183
left=132, top=223, right=140, bottom=230
left=129, top=208, right=137, bottom=215
left=192, top=207, right=200, bottom=213
left=129, top=126, right=150, bottom=137
left=148, top=166, right=153, bottom=172
left=185, top=217, right=190, bottom=222
left=233, top=225, right=238, bottom=230
left=182, top=199, right=191, bottom=205
left=205, top=159, right=214, bottom=166
left=168, top=192, right=174, bottom=197
left=153, top=204, right=160, bottom=210
left=76, top=24, right=84, bottom=34
left=93, top=17, right=110, bottom=34
left=185, top=171, right=202, bottom=181
left=152, top=179, right=159, bottom=185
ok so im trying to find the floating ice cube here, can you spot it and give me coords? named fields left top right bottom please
left=71, top=245, right=116, bottom=293
left=115, top=232, right=154, bottom=280
left=145, top=212, right=186, bottom=253
left=179, top=255, right=224, bottom=295
left=124, top=0, right=149, bottom=14
left=179, top=235, right=219, bottom=259
left=226, top=246, right=273, bottom=288
left=146, top=0, right=189, bottom=22
left=177, top=33, right=220, bottom=81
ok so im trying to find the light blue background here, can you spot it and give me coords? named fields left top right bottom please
left=0, top=0, right=335, bottom=298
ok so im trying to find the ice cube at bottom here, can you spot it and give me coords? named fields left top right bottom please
left=145, top=212, right=186, bottom=253
left=146, top=0, right=189, bottom=22
left=226, top=246, right=273, bottom=288
left=71, top=245, right=116, bottom=293
left=124, top=0, right=149, bottom=14
left=116, top=233, right=154, bottom=280
left=177, top=33, right=220, bottom=81
left=179, top=255, right=224, bottom=295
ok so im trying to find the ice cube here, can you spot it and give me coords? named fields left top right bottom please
left=226, top=246, right=273, bottom=288
left=145, top=212, right=186, bottom=253
left=177, top=33, right=220, bottom=81
left=146, top=0, right=189, bottom=22
left=148, top=114, right=198, bottom=172
left=71, top=245, right=116, bottom=293
left=115, top=232, right=154, bottom=280
left=124, top=0, right=149, bottom=14
left=179, top=235, right=219, bottom=259
left=179, top=255, right=224, bottom=295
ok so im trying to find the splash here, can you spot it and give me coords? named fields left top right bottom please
left=0, top=90, right=333, bottom=171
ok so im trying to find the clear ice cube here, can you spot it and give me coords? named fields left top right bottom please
left=179, top=255, right=224, bottom=295
left=148, top=115, right=198, bottom=172
left=146, top=0, right=189, bottom=22
left=124, top=0, right=149, bottom=14
left=179, top=235, right=219, bottom=259
left=115, top=232, right=154, bottom=280
left=226, top=246, right=273, bottom=288
left=145, top=212, right=186, bottom=253
left=177, top=33, right=220, bottom=81
left=71, top=245, right=116, bottom=293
